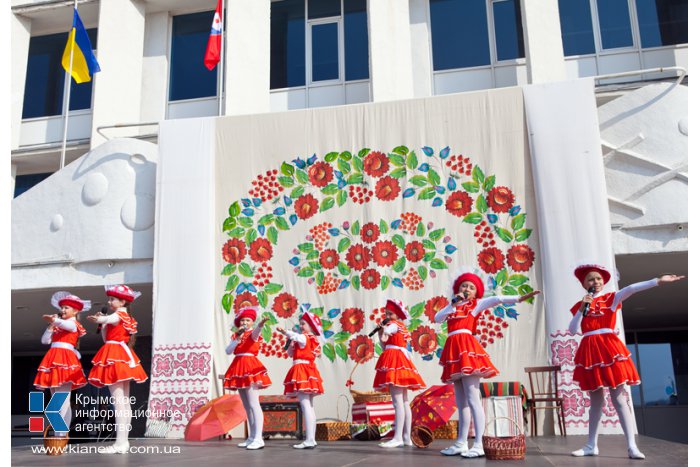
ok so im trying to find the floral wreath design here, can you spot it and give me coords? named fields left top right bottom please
left=220, top=146, right=536, bottom=362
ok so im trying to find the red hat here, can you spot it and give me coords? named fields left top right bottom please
left=234, top=306, right=258, bottom=328
left=301, top=311, right=323, bottom=336
left=105, top=284, right=141, bottom=303
left=453, top=273, right=484, bottom=298
left=574, top=264, right=611, bottom=287
left=51, top=291, right=91, bottom=312
left=385, top=299, right=408, bottom=320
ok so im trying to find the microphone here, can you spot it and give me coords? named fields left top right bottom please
left=581, top=287, right=596, bottom=317
left=368, top=318, right=390, bottom=337
left=235, top=326, right=246, bottom=337
left=451, top=294, right=466, bottom=305
left=96, top=306, right=108, bottom=334
left=284, top=338, right=292, bottom=351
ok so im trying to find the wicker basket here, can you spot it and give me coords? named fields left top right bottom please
left=433, top=420, right=459, bottom=439
left=346, top=360, right=391, bottom=404
left=43, top=426, right=68, bottom=456
left=482, top=417, right=526, bottom=460
left=316, top=395, right=352, bottom=441
left=410, top=425, right=434, bottom=448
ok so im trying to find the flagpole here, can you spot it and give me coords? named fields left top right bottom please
left=60, top=0, right=78, bottom=170
left=218, top=0, right=225, bottom=116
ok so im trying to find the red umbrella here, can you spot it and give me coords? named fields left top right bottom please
left=411, top=384, right=456, bottom=432
left=184, top=394, right=247, bottom=441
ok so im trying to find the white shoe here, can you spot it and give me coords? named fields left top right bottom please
left=572, top=445, right=599, bottom=457
left=237, top=438, right=253, bottom=448
left=378, top=439, right=404, bottom=448
left=246, top=439, right=265, bottom=450
left=100, top=441, right=129, bottom=454
left=628, top=447, right=646, bottom=459
left=440, top=442, right=466, bottom=456
left=293, top=441, right=316, bottom=449
left=403, top=438, right=414, bottom=447
left=461, top=446, right=485, bottom=458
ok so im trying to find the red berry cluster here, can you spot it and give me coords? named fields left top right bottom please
left=310, top=223, right=332, bottom=250
left=475, top=221, right=496, bottom=247
left=404, top=268, right=424, bottom=291
left=475, top=311, right=506, bottom=347
left=349, top=185, right=373, bottom=204
left=249, top=170, right=283, bottom=202
left=399, top=212, right=422, bottom=235
left=318, top=275, right=341, bottom=295
left=446, top=155, right=472, bottom=176
left=260, top=335, right=289, bottom=359
left=252, top=262, right=273, bottom=288
left=368, top=307, right=386, bottom=326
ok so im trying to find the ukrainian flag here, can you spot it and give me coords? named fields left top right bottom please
left=62, top=8, right=101, bottom=83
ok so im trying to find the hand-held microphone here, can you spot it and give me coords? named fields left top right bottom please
left=235, top=326, right=246, bottom=337
left=96, top=306, right=108, bottom=334
left=581, top=287, right=596, bottom=317
left=368, top=318, right=390, bottom=337
left=451, top=294, right=466, bottom=305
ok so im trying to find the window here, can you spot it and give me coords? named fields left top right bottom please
left=170, top=11, right=218, bottom=101
left=596, top=0, right=634, bottom=49
left=635, top=0, right=687, bottom=48
left=23, top=30, right=97, bottom=119
left=558, top=0, right=596, bottom=56
left=493, top=0, right=525, bottom=61
left=270, top=0, right=369, bottom=90
left=14, top=173, right=52, bottom=198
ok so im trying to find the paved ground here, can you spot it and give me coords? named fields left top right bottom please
left=11, top=435, right=688, bottom=466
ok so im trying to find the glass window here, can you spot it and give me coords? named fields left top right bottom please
left=635, top=0, right=687, bottom=48
left=558, top=0, right=596, bottom=56
left=170, top=11, right=218, bottom=101
left=429, top=0, right=490, bottom=70
left=23, top=30, right=97, bottom=119
left=344, top=0, right=369, bottom=80
left=14, top=173, right=52, bottom=198
left=596, top=0, right=634, bottom=49
left=308, top=0, right=341, bottom=19
left=311, top=23, right=339, bottom=81
left=271, top=0, right=306, bottom=89
left=493, top=0, right=525, bottom=61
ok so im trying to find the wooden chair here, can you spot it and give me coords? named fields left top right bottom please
left=524, top=365, right=567, bottom=437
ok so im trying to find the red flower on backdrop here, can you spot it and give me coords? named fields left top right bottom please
left=361, top=269, right=381, bottom=289
left=340, top=308, right=365, bottom=334
left=347, top=335, right=374, bottom=362
left=374, top=176, right=400, bottom=201
left=411, top=326, right=438, bottom=354
left=294, top=194, right=319, bottom=220
left=404, top=241, right=426, bottom=262
left=361, top=222, right=380, bottom=243
left=320, top=249, right=340, bottom=269
left=364, top=151, right=390, bottom=178
left=487, top=186, right=515, bottom=213
left=249, top=238, right=273, bottom=263
left=345, top=244, right=371, bottom=271
left=507, top=244, right=535, bottom=272
left=222, top=238, right=247, bottom=264
left=234, top=292, right=259, bottom=312
left=424, top=296, right=449, bottom=323
left=372, top=241, right=398, bottom=267
left=478, top=247, right=505, bottom=274
left=272, top=292, right=298, bottom=318
left=445, top=191, right=473, bottom=217
left=308, top=162, right=334, bottom=187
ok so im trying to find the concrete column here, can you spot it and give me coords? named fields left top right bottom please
left=139, top=12, right=169, bottom=133
left=91, top=0, right=146, bottom=146
left=224, top=0, right=270, bottom=115
left=367, top=0, right=414, bottom=102
left=409, top=0, right=432, bottom=98
left=520, top=0, right=567, bottom=84
left=11, top=13, right=32, bottom=150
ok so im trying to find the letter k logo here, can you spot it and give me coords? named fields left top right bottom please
left=28, top=391, right=69, bottom=433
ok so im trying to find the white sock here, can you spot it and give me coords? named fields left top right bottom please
left=298, top=394, right=316, bottom=444
left=247, top=387, right=264, bottom=441
left=610, top=386, right=641, bottom=452
left=586, top=389, right=604, bottom=450
left=453, top=380, right=471, bottom=446
left=402, top=389, right=412, bottom=442
left=238, top=389, right=254, bottom=441
left=109, top=381, right=131, bottom=446
left=389, top=386, right=405, bottom=443
left=462, top=375, right=484, bottom=448
left=50, top=384, right=72, bottom=437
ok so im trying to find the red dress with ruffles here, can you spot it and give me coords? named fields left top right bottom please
left=439, top=300, right=498, bottom=382
left=373, top=321, right=426, bottom=391
left=283, top=333, right=324, bottom=395
left=88, top=311, right=148, bottom=388
left=34, top=321, right=88, bottom=390
left=570, top=293, right=640, bottom=391
left=223, top=329, right=272, bottom=390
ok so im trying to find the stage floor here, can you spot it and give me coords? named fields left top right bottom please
left=11, top=435, right=688, bottom=466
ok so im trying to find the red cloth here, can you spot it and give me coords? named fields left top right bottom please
left=223, top=330, right=272, bottom=390
left=283, top=333, right=324, bottom=394
left=439, top=301, right=498, bottom=382
left=34, top=322, right=87, bottom=390
left=373, top=321, right=426, bottom=391
left=570, top=293, right=640, bottom=391
left=204, top=0, right=223, bottom=70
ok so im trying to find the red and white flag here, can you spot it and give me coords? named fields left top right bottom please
left=204, top=0, right=223, bottom=70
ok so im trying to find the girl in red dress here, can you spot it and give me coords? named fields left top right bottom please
left=276, top=310, right=325, bottom=449
left=34, top=292, right=91, bottom=437
left=223, top=306, right=271, bottom=450
left=568, top=264, right=684, bottom=460
left=87, top=285, right=148, bottom=454
left=373, top=298, right=426, bottom=448
left=435, top=270, right=539, bottom=458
